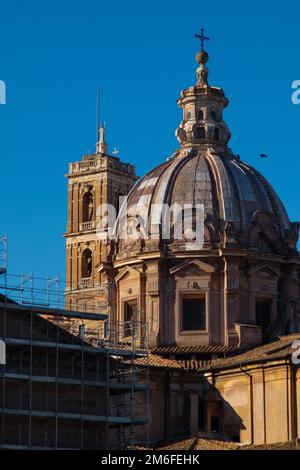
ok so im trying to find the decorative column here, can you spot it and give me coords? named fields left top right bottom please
left=224, top=258, right=239, bottom=346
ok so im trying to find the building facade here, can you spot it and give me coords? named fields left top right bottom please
left=66, top=35, right=300, bottom=448
left=107, top=41, right=300, bottom=353
left=134, top=335, right=300, bottom=447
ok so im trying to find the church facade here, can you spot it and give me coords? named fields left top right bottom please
left=65, top=34, right=300, bottom=447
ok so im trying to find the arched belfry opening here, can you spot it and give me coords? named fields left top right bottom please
left=81, top=248, right=93, bottom=278
left=82, top=191, right=94, bottom=222
left=197, top=109, right=204, bottom=120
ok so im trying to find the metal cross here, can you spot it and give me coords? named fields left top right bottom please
left=112, top=147, right=119, bottom=157
left=195, top=28, right=209, bottom=51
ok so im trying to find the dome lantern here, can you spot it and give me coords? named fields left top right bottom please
left=175, top=29, right=231, bottom=148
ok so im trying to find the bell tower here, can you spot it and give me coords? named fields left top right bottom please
left=65, top=125, right=137, bottom=313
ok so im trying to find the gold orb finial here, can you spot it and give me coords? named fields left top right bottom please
left=195, top=49, right=209, bottom=65
left=194, top=28, right=210, bottom=86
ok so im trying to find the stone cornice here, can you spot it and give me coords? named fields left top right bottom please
left=64, top=230, right=97, bottom=238
left=66, top=167, right=138, bottom=179
left=114, top=247, right=291, bottom=268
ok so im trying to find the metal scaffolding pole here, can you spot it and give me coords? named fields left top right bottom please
left=0, top=271, right=149, bottom=450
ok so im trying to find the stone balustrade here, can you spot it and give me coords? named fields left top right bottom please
left=79, top=221, right=96, bottom=231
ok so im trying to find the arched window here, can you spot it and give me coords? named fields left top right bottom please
left=197, top=109, right=204, bottom=120
left=81, top=249, right=93, bottom=278
left=196, top=127, right=205, bottom=139
left=82, top=191, right=94, bottom=222
left=211, top=110, right=216, bottom=121
left=214, top=127, right=219, bottom=141
left=186, top=110, right=191, bottom=120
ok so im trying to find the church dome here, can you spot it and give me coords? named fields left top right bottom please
left=115, top=42, right=295, bottom=257
left=121, top=148, right=290, bottom=242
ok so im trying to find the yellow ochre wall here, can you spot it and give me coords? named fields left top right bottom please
left=211, top=360, right=299, bottom=445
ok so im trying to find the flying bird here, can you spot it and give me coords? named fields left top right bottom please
left=260, top=153, right=268, bottom=158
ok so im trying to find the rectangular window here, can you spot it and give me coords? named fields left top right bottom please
left=182, top=298, right=206, bottom=331
left=124, top=300, right=138, bottom=337
left=255, top=300, right=271, bottom=332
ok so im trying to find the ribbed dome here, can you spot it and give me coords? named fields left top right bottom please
left=116, top=47, right=291, bottom=254
left=117, top=147, right=290, bottom=249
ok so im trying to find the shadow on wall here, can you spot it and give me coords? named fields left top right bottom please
left=197, top=382, right=245, bottom=442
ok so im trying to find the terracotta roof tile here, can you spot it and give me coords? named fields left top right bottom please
left=133, top=353, right=183, bottom=370
left=157, top=437, right=240, bottom=450
left=240, top=439, right=300, bottom=450
left=134, top=334, right=300, bottom=372
left=131, top=438, right=300, bottom=451
left=199, top=333, right=300, bottom=372
left=158, top=438, right=197, bottom=450
left=152, top=345, right=237, bottom=355
left=193, top=438, right=240, bottom=450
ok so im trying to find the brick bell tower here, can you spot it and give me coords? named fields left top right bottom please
left=65, top=124, right=137, bottom=313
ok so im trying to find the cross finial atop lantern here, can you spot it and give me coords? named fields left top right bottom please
left=195, top=28, right=209, bottom=51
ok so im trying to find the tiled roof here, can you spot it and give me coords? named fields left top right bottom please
left=152, top=345, right=238, bottom=355
left=134, top=353, right=183, bottom=370
left=134, top=334, right=300, bottom=372
left=157, top=437, right=240, bottom=450
left=133, top=354, right=207, bottom=371
left=128, top=445, right=153, bottom=450
left=241, top=439, right=300, bottom=450
left=158, top=438, right=197, bottom=450
left=131, top=438, right=300, bottom=451
left=199, top=333, right=300, bottom=372
left=193, top=438, right=240, bottom=451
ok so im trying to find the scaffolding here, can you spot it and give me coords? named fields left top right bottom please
left=0, top=271, right=149, bottom=449
left=0, top=272, right=105, bottom=314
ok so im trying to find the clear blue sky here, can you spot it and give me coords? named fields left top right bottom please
left=0, top=0, right=300, bottom=279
